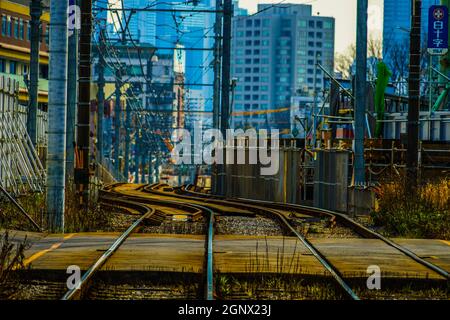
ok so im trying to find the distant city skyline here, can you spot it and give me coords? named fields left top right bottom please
left=239, top=0, right=383, bottom=54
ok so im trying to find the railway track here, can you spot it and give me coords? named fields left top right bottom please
left=140, top=183, right=449, bottom=300
left=179, top=184, right=450, bottom=280
left=60, top=184, right=216, bottom=300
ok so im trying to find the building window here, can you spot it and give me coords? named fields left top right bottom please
left=253, top=67, right=260, bottom=73
left=245, top=40, right=252, bottom=46
left=9, top=61, right=17, bottom=74
left=7, top=16, right=12, bottom=37
left=308, top=21, right=315, bottom=28
left=254, top=19, right=261, bottom=27
left=245, top=67, right=251, bottom=73
left=13, top=18, right=19, bottom=38
left=237, top=31, right=244, bottom=37
left=324, top=21, right=333, bottom=29
left=262, top=30, right=270, bottom=37
left=253, top=86, right=259, bottom=91
left=263, top=19, right=270, bottom=27
left=254, top=30, right=260, bottom=36
left=316, top=32, right=323, bottom=39
left=1, top=15, right=7, bottom=36
left=254, top=40, right=260, bottom=46
left=245, top=49, right=251, bottom=55
left=0, top=58, right=6, bottom=72
left=298, top=20, right=307, bottom=28
left=27, top=22, right=31, bottom=41
left=253, top=76, right=259, bottom=81
left=19, top=19, right=24, bottom=39
left=246, top=30, right=252, bottom=37
left=317, top=21, right=323, bottom=29
left=308, top=31, right=314, bottom=38
left=246, top=19, right=252, bottom=27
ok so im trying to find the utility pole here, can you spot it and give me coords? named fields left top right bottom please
left=135, top=128, right=140, bottom=183
left=75, top=0, right=92, bottom=207
left=218, top=0, right=232, bottom=195
left=96, top=28, right=106, bottom=165
left=27, top=0, right=42, bottom=147
left=141, top=143, right=146, bottom=183
left=407, top=0, right=421, bottom=187
left=124, top=90, right=131, bottom=180
left=114, top=68, right=122, bottom=179
left=46, top=0, right=69, bottom=232
left=212, top=0, right=222, bottom=195
left=66, top=0, right=79, bottom=178
left=354, top=0, right=368, bottom=186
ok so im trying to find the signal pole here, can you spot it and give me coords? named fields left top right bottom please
left=46, top=0, right=69, bottom=232
left=354, top=0, right=368, bottom=186
left=407, top=0, right=422, bottom=188
left=27, top=0, right=42, bottom=147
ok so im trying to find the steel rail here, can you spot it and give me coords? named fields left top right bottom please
left=181, top=185, right=450, bottom=281
left=145, top=184, right=360, bottom=300
left=105, top=184, right=216, bottom=300
left=61, top=197, right=155, bottom=300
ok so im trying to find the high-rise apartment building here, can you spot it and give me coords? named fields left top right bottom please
left=231, top=4, right=335, bottom=131
left=383, top=0, right=434, bottom=67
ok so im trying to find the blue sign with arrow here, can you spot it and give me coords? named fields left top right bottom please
left=428, top=5, right=449, bottom=55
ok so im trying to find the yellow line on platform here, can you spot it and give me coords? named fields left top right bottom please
left=23, top=233, right=77, bottom=267
left=440, top=240, right=450, bottom=247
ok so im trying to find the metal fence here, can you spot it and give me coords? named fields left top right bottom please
left=0, top=75, right=46, bottom=195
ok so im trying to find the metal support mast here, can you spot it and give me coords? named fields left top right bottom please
left=46, top=0, right=69, bottom=232
left=27, top=0, right=42, bottom=147
left=212, top=0, right=222, bottom=195
left=124, top=92, right=131, bottom=180
left=114, top=69, right=122, bottom=179
left=218, top=0, right=232, bottom=195
left=75, top=0, right=92, bottom=207
left=407, top=0, right=422, bottom=187
left=96, top=28, right=106, bottom=165
left=354, top=0, right=368, bottom=186
left=66, top=0, right=79, bottom=177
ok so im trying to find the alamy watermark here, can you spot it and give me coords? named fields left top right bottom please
left=366, top=265, right=381, bottom=290
left=171, top=122, right=280, bottom=176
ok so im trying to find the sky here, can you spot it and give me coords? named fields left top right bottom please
left=239, top=0, right=384, bottom=54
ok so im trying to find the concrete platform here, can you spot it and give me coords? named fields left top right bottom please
left=14, top=232, right=450, bottom=281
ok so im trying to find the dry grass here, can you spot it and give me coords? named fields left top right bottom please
left=0, top=231, right=29, bottom=299
left=372, top=177, right=450, bottom=239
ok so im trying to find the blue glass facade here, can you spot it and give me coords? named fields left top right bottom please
left=383, top=0, right=436, bottom=57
